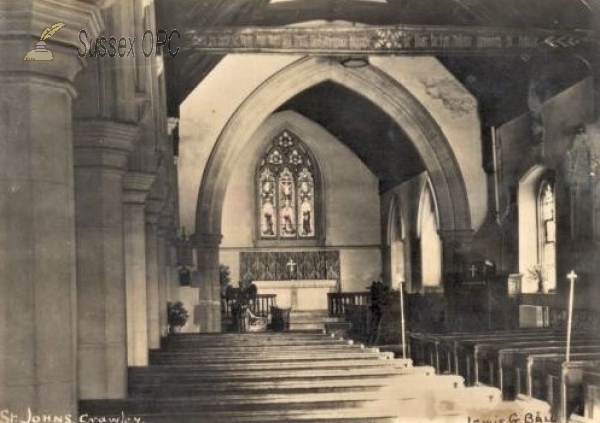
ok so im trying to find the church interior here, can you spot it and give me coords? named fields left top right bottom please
left=1, top=0, right=600, bottom=422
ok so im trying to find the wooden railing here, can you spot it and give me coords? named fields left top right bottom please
left=328, top=292, right=370, bottom=317
left=222, top=294, right=277, bottom=320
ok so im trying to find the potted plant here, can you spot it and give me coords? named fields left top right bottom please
left=167, top=301, right=189, bottom=334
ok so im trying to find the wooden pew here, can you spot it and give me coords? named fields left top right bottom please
left=525, top=356, right=600, bottom=422
left=499, top=344, right=600, bottom=399
left=409, top=329, right=557, bottom=376
left=452, top=332, right=593, bottom=385
left=476, top=337, right=597, bottom=386
left=582, top=365, right=600, bottom=422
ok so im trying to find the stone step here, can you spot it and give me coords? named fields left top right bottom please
left=158, top=344, right=369, bottom=355
left=289, top=322, right=328, bottom=331
left=163, top=338, right=347, bottom=348
left=80, top=391, right=391, bottom=414
left=145, top=358, right=393, bottom=371
left=129, top=378, right=388, bottom=397
left=149, top=351, right=391, bottom=365
left=129, top=366, right=427, bottom=384
left=78, top=408, right=397, bottom=423
left=166, top=332, right=331, bottom=340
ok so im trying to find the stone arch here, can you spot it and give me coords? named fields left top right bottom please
left=386, top=195, right=407, bottom=289
left=195, top=56, right=472, bottom=241
left=417, top=176, right=440, bottom=239
left=416, top=177, right=443, bottom=289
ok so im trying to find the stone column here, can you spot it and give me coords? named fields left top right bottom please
left=156, top=227, right=169, bottom=338
left=123, top=173, right=155, bottom=366
left=145, top=199, right=162, bottom=350
left=0, top=3, right=103, bottom=415
left=74, top=120, right=138, bottom=400
left=195, top=233, right=223, bottom=332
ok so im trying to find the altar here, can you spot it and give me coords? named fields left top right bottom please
left=253, top=279, right=338, bottom=311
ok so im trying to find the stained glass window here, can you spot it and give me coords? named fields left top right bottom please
left=257, top=130, right=320, bottom=241
left=538, top=181, right=556, bottom=293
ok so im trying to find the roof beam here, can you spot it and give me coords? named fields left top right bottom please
left=182, top=24, right=591, bottom=56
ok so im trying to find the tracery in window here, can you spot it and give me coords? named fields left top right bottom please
left=257, top=130, right=320, bottom=241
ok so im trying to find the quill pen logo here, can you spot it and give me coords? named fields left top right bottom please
left=24, top=22, right=66, bottom=61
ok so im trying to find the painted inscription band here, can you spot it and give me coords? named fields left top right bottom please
left=184, top=25, right=590, bottom=55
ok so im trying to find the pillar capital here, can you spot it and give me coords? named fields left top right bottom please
left=74, top=120, right=140, bottom=172
left=123, top=172, right=156, bottom=205
left=0, top=1, right=109, bottom=81
left=194, top=233, right=223, bottom=248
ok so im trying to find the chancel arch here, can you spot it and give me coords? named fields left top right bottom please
left=196, top=56, right=472, bottom=239
left=193, top=56, right=474, bottom=331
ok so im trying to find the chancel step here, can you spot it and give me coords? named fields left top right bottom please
left=81, top=332, right=544, bottom=422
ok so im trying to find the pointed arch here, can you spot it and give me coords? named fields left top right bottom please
left=417, top=177, right=443, bottom=290
left=195, top=56, right=472, bottom=241
left=387, top=196, right=406, bottom=289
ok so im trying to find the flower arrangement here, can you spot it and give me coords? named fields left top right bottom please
left=526, top=265, right=547, bottom=293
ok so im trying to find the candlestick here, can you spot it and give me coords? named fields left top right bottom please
left=565, top=270, right=577, bottom=363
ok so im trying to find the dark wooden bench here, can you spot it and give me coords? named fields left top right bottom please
left=582, top=365, right=600, bottom=421
left=409, top=329, right=556, bottom=377
left=525, top=355, right=600, bottom=421
left=498, top=343, right=600, bottom=398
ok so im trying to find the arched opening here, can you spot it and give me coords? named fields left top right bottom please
left=195, top=57, right=472, bottom=240
left=417, top=179, right=443, bottom=291
left=192, top=57, right=474, bottom=331
left=387, top=198, right=406, bottom=290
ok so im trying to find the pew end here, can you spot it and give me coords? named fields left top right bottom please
left=568, top=414, right=594, bottom=423
left=516, top=393, right=553, bottom=415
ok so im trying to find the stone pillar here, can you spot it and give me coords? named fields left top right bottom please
left=74, top=120, right=138, bottom=400
left=123, top=173, right=155, bottom=366
left=145, top=199, right=162, bottom=350
left=156, top=227, right=170, bottom=338
left=195, top=233, right=223, bottom=332
left=0, top=4, right=103, bottom=414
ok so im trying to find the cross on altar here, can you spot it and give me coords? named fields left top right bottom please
left=286, top=258, right=297, bottom=278
left=469, top=264, right=477, bottom=278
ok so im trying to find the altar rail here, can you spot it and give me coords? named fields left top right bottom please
left=222, top=294, right=277, bottom=319
left=328, top=291, right=406, bottom=317
left=328, top=292, right=370, bottom=317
